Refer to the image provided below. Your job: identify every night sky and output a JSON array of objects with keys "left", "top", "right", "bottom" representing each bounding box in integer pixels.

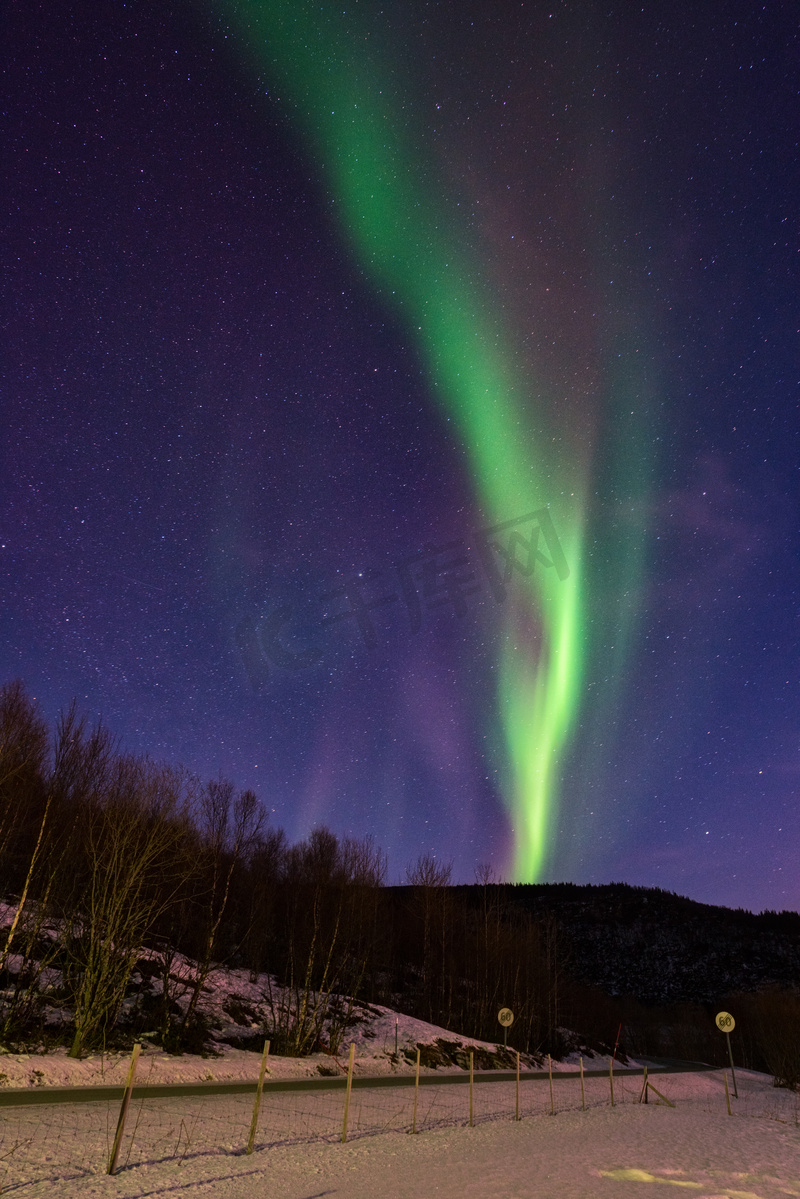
[{"left": 3, "top": 0, "right": 798, "bottom": 911}]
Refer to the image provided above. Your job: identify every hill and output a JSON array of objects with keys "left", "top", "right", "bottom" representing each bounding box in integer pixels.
[{"left": 461, "top": 882, "right": 800, "bottom": 1004}]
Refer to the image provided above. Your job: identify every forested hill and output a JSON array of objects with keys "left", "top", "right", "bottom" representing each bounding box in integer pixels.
[{"left": 446, "top": 882, "right": 800, "bottom": 1005}]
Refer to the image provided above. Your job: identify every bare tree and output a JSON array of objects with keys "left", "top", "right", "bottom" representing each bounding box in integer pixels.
[
  {"left": 747, "top": 988, "right": 800, "bottom": 1091},
  {"left": 0, "top": 680, "right": 48, "bottom": 896},
  {"left": 404, "top": 854, "right": 453, "bottom": 1024},
  {"left": 65, "top": 757, "right": 193, "bottom": 1057},
  {"left": 241, "top": 826, "right": 288, "bottom": 983},
  {"left": 0, "top": 702, "right": 115, "bottom": 982},
  {"left": 264, "top": 830, "right": 387, "bottom": 1057},
  {"left": 178, "top": 780, "right": 264, "bottom": 1044}
]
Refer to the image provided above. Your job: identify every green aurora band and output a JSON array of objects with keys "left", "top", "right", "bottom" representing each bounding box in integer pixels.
[{"left": 223, "top": 0, "right": 593, "bottom": 879}]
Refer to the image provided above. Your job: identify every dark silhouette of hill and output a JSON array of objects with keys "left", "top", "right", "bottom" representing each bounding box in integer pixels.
[{"left": 447, "top": 881, "right": 800, "bottom": 1005}]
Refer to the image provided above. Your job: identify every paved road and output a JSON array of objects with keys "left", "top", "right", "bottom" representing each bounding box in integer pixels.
[{"left": 0, "top": 1057, "right": 715, "bottom": 1108}]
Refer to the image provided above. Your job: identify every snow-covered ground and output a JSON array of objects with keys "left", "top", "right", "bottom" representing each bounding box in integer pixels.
[
  {"left": 1, "top": 1067, "right": 798, "bottom": 1197},
  {"left": 2, "top": 923, "right": 797, "bottom": 1196},
  {"left": 0, "top": 954, "right": 628, "bottom": 1089},
  {"left": 0, "top": 928, "right": 572, "bottom": 1086},
  {"left": 0, "top": 1025, "right": 628, "bottom": 1090},
  {"left": 0, "top": 1017, "right": 537, "bottom": 1091}
]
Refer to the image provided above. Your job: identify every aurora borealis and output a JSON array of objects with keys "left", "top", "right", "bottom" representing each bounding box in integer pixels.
[
  {"left": 222, "top": 0, "right": 591, "bottom": 879},
  {"left": 2, "top": 0, "right": 798, "bottom": 909}
]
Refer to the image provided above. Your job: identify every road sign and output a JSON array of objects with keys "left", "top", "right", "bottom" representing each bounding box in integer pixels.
[
  {"left": 498, "top": 1008, "right": 514, "bottom": 1027},
  {"left": 715, "top": 1012, "right": 738, "bottom": 1099}
]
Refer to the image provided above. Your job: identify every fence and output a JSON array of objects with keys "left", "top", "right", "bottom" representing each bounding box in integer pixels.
[{"left": 1, "top": 1052, "right": 797, "bottom": 1192}]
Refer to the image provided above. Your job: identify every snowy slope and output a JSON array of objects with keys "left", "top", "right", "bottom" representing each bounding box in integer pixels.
[{"left": 0, "top": 950, "right": 635, "bottom": 1089}]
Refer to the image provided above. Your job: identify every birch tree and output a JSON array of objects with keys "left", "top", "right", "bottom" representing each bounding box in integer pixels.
[{"left": 65, "top": 757, "right": 192, "bottom": 1057}]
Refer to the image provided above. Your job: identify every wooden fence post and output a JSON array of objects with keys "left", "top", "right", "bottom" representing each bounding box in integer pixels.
[
  {"left": 515, "top": 1050, "right": 520, "bottom": 1121},
  {"left": 246, "top": 1039, "right": 270, "bottom": 1154},
  {"left": 645, "top": 1081, "right": 675, "bottom": 1107},
  {"left": 580, "top": 1056, "right": 585, "bottom": 1111},
  {"left": 341, "top": 1042, "right": 355, "bottom": 1143},
  {"left": 107, "top": 1042, "right": 141, "bottom": 1175},
  {"left": 638, "top": 1065, "right": 648, "bottom": 1104},
  {"left": 548, "top": 1053, "right": 554, "bottom": 1115},
  {"left": 469, "top": 1050, "right": 474, "bottom": 1127},
  {"left": 412, "top": 1046, "right": 420, "bottom": 1134}
]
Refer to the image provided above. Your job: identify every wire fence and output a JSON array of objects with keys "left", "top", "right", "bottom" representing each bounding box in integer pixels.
[{"left": 1, "top": 1055, "right": 798, "bottom": 1192}]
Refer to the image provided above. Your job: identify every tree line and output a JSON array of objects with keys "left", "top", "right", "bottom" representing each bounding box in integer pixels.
[
  {"left": 0, "top": 680, "right": 564, "bottom": 1059},
  {"left": 1, "top": 679, "right": 798, "bottom": 1088}
]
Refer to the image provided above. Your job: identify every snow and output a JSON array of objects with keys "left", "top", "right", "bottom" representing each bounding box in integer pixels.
[
  {"left": 2, "top": 928, "right": 797, "bottom": 1195},
  {"left": 1, "top": 1067, "right": 798, "bottom": 1197},
  {"left": 0, "top": 957, "right": 630, "bottom": 1089},
  {"left": 0, "top": 1020, "right": 632, "bottom": 1090},
  {"left": 0, "top": 920, "right": 638, "bottom": 1087}
]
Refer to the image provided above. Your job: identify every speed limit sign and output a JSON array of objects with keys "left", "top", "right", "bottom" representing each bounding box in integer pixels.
[
  {"left": 715, "top": 1012, "right": 738, "bottom": 1098},
  {"left": 498, "top": 1007, "right": 514, "bottom": 1046}
]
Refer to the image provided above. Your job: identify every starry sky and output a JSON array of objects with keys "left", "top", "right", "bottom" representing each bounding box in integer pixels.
[{"left": 3, "top": 0, "right": 798, "bottom": 911}]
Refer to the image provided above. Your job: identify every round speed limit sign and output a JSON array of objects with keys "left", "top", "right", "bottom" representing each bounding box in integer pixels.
[
  {"left": 715, "top": 1011, "right": 735, "bottom": 1033},
  {"left": 498, "top": 1007, "right": 514, "bottom": 1028}
]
